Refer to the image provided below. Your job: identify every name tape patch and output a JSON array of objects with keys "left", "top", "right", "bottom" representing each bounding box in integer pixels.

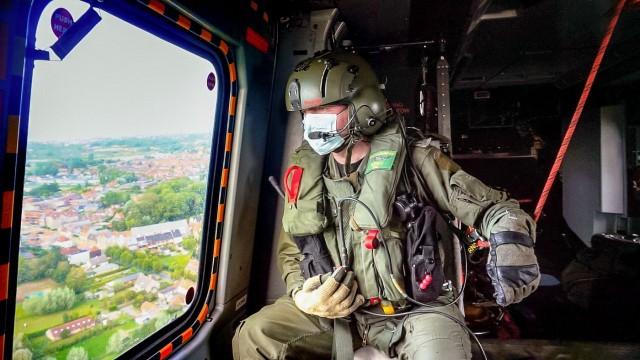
[{"left": 365, "top": 150, "right": 397, "bottom": 174}]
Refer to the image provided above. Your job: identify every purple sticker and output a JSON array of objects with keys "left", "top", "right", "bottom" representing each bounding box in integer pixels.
[
  {"left": 207, "top": 72, "right": 216, "bottom": 90},
  {"left": 51, "top": 8, "right": 74, "bottom": 38}
]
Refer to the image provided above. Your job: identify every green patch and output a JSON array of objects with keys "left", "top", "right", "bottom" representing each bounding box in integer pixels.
[{"left": 365, "top": 150, "right": 397, "bottom": 174}]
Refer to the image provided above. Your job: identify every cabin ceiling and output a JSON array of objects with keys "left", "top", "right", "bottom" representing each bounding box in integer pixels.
[{"left": 275, "top": 0, "right": 640, "bottom": 89}]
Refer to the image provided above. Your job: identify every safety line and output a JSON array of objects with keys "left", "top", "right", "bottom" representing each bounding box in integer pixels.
[{"left": 533, "top": 0, "right": 628, "bottom": 222}]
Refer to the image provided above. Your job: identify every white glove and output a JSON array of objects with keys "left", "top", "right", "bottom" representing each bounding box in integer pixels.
[{"left": 293, "top": 268, "right": 365, "bottom": 319}]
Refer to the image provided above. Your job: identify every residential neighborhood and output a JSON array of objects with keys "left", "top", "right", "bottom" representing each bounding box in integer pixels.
[{"left": 14, "top": 135, "right": 211, "bottom": 360}]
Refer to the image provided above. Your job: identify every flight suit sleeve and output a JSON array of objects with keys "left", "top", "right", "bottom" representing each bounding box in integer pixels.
[
  {"left": 276, "top": 229, "right": 305, "bottom": 297},
  {"left": 412, "top": 145, "right": 540, "bottom": 306}
]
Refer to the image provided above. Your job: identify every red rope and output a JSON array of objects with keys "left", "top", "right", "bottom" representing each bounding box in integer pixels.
[{"left": 533, "top": 0, "right": 628, "bottom": 222}]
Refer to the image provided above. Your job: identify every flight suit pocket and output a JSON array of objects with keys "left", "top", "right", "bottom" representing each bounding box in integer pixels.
[
  {"left": 376, "top": 232, "right": 406, "bottom": 302},
  {"left": 352, "top": 229, "right": 406, "bottom": 303},
  {"left": 449, "top": 171, "right": 507, "bottom": 226}
]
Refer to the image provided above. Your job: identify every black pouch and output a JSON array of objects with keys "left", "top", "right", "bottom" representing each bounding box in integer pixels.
[
  {"left": 405, "top": 205, "right": 444, "bottom": 302},
  {"left": 293, "top": 234, "right": 334, "bottom": 279}
]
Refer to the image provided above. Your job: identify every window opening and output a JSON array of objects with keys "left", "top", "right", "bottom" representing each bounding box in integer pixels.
[{"left": 12, "top": 1, "right": 221, "bottom": 359}]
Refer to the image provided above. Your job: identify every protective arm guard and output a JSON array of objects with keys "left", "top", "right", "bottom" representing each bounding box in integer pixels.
[
  {"left": 481, "top": 201, "right": 540, "bottom": 306},
  {"left": 486, "top": 231, "right": 540, "bottom": 306}
]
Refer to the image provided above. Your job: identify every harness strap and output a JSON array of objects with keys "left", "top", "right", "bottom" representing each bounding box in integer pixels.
[{"left": 332, "top": 318, "right": 353, "bottom": 360}]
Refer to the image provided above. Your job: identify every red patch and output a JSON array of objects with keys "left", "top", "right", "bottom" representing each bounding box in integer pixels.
[{"left": 303, "top": 98, "right": 322, "bottom": 108}]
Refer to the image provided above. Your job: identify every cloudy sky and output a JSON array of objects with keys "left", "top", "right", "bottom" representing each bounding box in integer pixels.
[{"left": 28, "top": 0, "right": 219, "bottom": 143}]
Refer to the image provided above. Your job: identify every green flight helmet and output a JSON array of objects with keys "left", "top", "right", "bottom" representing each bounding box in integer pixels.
[{"left": 285, "top": 51, "right": 388, "bottom": 136}]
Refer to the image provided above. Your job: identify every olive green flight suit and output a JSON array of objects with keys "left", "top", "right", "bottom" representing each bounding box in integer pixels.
[{"left": 232, "top": 139, "right": 535, "bottom": 359}]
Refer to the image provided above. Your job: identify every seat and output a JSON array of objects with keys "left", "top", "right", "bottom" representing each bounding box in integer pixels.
[{"left": 354, "top": 345, "right": 395, "bottom": 360}]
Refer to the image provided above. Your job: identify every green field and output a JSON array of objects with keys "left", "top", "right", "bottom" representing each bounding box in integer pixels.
[
  {"left": 55, "top": 319, "right": 137, "bottom": 360},
  {"left": 160, "top": 254, "right": 190, "bottom": 270},
  {"left": 16, "top": 299, "right": 102, "bottom": 336}
]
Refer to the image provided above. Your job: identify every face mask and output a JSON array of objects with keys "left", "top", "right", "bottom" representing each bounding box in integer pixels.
[{"left": 303, "top": 113, "right": 345, "bottom": 155}]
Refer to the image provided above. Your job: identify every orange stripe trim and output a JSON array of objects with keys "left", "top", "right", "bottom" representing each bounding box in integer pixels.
[
  {"left": 181, "top": 327, "right": 193, "bottom": 343},
  {"left": 177, "top": 15, "right": 191, "bottom": 30},
  {"left": 221, "top": 168, "right": 229, "bottom": 188},
  {"left": 200, "top": 29, "right": 213, "bottom": 42},
  {"left": 2, "top": 191, "right": 14, "bottom": 229},
  {"left": 148, "top": 0, "right": 165, "bottom": 14},
  {"left": 219, "top": 40, "right": 229, "bottom": 56},
  {"left": 6, "top": 115, "right": 18, "bottom": 154},
  {"left": 229, "top": 96, "right": 237, "bottom": 116},
  {"left": 263, "top": 12, "right": 269, "bottom": 23},
  {"left": 209, "top": 272, "right": 218, "bottom": 290},
  {"left": 216, "top": 204, "right": 225, "bottom": 223},
  {"left": 225, "top": 132, "right": 233, "bottom": 152},
  {"left": 229, "top": 63, "right": 237, "bottom": 82},
  {"left": 159, "top": 343, "right": 173, "bottom": 360},
  {"left": 0, "top": 263, "right": 8, "bottom": 301},
  {"left": 197, "top": 304, "right": 209, "bottom": 324},
  {"left": 250, "top": 0, "right": 258, "bottom": 11},
  {"left": 0, "top": 335, "right": 4, "bottom": 360},
  {"left": 213, "top": 238, "right": 221, "bottom": 257}
]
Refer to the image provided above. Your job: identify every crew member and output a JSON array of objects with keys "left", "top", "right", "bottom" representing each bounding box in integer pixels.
[{"left": 232, "top": 51, "right": 540, "bottom": 359}]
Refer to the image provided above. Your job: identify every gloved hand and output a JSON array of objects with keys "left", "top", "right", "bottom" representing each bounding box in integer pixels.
[
  {"left": 486, "top": 231, "right": 540, "bottom": 306},
  {"left": 293, "top": 267, "right": 365, "bottom": 318}
]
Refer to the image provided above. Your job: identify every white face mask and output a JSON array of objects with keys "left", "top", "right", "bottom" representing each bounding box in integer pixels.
[{"left": 303, "top": 113, "right": 345, "bottom": 155}]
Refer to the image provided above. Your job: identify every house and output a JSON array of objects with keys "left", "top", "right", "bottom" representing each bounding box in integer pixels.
[
  {"left": 89, "top": 247, "right": 102, "bottom": 258},
  {"left": 60, "top": 247, "right": 90, "bottom": 265},
  {"left": 88, "top": 255, "right": 108, "bottom": 268},
  {"left": 158, "top": 286, "right": 176, "bottom": 304},
  {"left": 105, "top": 272, "right": 141, "bottom": 290},
  {"left": 45, "top": 316, "right": 95, "bottom": 341},
  {"left": 92, "top": 262, "right": 119, "bottom": 276},
  {"left": 133, "top": 274, "right": 159, "bottom": 293},
  {"left": 23, "top": 210, "right": 45, "bottom": 226},
  {"left": 52, "top": 236, "right": 74, "bottom": 249},
  {"left": 131, "top": 220, "right": 188, "bottom": 249},
  {"left": 176, "top": 279, "right": 195, "bottom": 295},
  {"left": 135, "top": 301, "right": 160, "bottom": 324}
]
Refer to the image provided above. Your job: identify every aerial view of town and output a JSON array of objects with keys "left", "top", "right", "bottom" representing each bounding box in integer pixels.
[{"left": 13, "top": 134, "right": 213, "bottom": 360}]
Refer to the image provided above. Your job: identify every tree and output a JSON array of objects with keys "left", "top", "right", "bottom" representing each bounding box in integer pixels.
[
  {"left": 152, "top": 259, "right": 163, "bottom": 273},
  {"left": 119, "top": 178, "right": 206, "bottom": 230},
  {"left": 23, "top": 287, "right": 75, "bottom": 315},
  {"left": 132, "top": 322, "right": 156, "bottom": 341},
  {"left": 27, "top": 182, "right": 61, "bottom": 198},
  {"left": 12, "top": 349, "right": 33, "bottom": 360},
  {"left": 101, "top": 191, "right": 131, "bottom": 207},
  {"left": 107, "top": 330, "right": 130, "bottom": 354},
  {"left": 52, "top": 260, "right": 71, "bottom": 283},
  {"left": 181, "top": 235, "right": 198, "bottom": 256},
  {"left": 120, "top": 252, "right": 134, "bottom": 266},
  {"left": 65, "top": 267, "right": 88, "bottom": 293},
  {"left": 64, "top": 157, "right": 88, "bottom": 170},
  {"left": 155, "top": 311, "right": 172, "bottom": 330},
  {"left": 67, "top": 347, "right": 89, "bottom": 360},
  {"left": 60, "top": 329, "right": 71, "bottom": 339},
  {"left": 134, "top": 294, "right": 145, "bottom": 307},
  {"left": 33, "top": 161, "right": 59, "bottom": 176}
]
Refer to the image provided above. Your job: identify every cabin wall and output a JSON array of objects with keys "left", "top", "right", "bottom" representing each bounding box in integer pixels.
[{"left": 562, "top": 104, "right": 626, "bottom": 245}]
